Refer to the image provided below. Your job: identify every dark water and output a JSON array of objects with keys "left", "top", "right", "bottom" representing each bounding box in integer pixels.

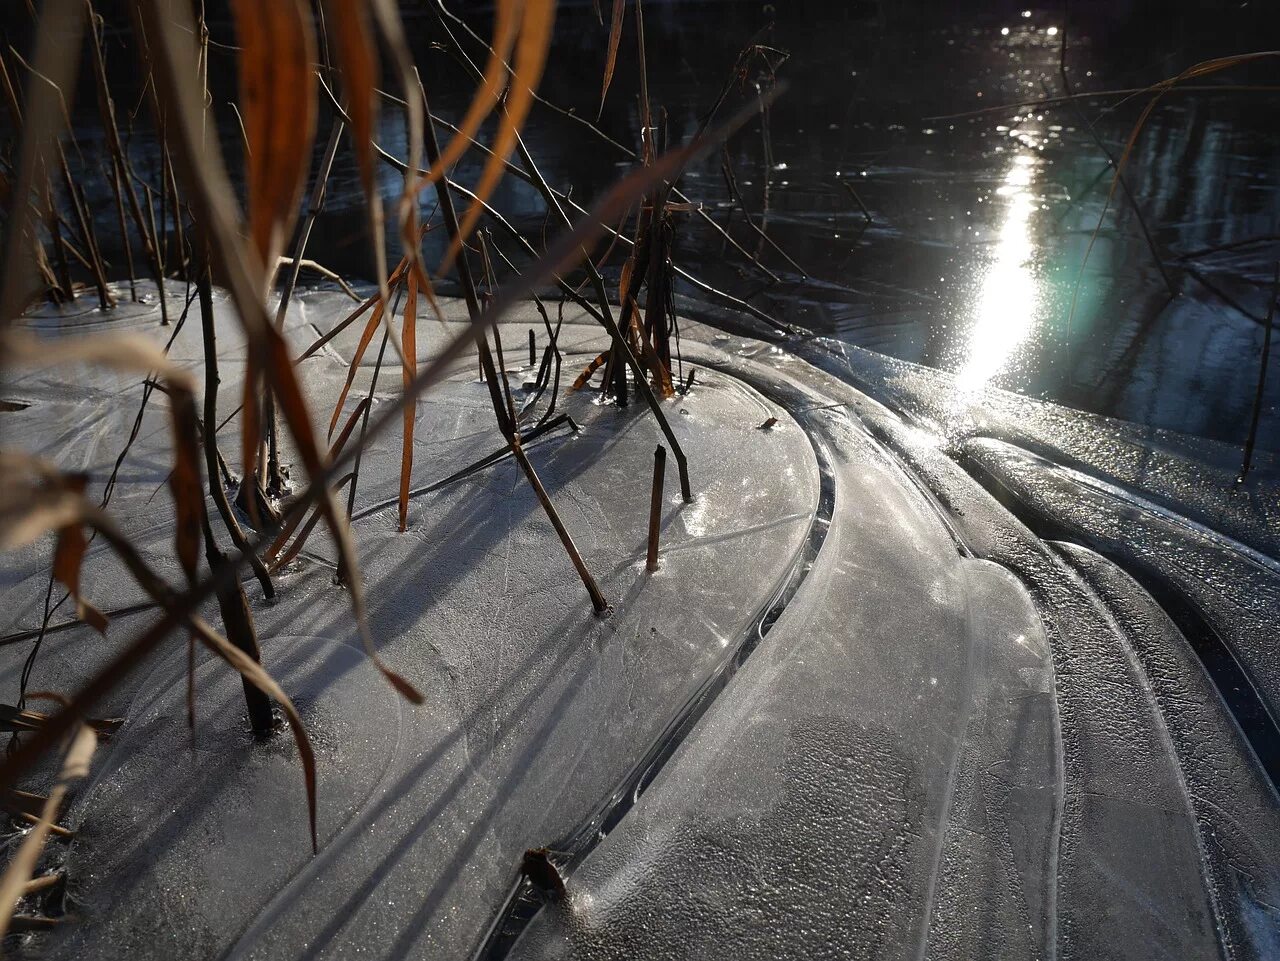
[{"left": 58, "top": 0, "right": 1280, "bottom": 450}]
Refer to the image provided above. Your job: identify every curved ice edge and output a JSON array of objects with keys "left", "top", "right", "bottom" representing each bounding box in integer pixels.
[
  {"left": 959, "top": 442, "right": 1280, "bottom": 792},
  {"left": 470, "top": 375, "right": 839, "bottom": 961},
  {"left": 965, "top": 436, "right": 1280, "bottom": 580}
]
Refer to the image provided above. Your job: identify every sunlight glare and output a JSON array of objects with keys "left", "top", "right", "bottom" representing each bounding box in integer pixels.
[{"left": 956, "top": 152, "right": 1041, "bottom": 394}]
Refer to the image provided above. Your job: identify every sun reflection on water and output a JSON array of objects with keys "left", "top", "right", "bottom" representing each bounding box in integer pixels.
[{"left": 956, "top": 152, "right": 1042, "bottom": 394}]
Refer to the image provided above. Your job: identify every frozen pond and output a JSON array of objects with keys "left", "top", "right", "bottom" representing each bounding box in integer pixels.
[{"left": 62, "top": 1, "right": 1280, "bottom": 449}]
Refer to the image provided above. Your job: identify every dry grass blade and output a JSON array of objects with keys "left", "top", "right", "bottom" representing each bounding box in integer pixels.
[
  {"left": 51, "top": 474, "right": 108, "bottom": 635},
  {"left": 139, "top": 0, "right": 416, "bottom": 705},
  {"left": 230, "top": 0, "right": 318, "bottom": 278},
  {"left": 0, "top": 89, "right": 770, "bottom": 792},
  {"left": 239, "top": 360, "right": 264, "bottom": 525},
  {"left": 329, "top": 287, "right": 393, "bottom": 439},
  {"left": 322, "top": 75, "right": 789, "bottom": 332},
  {"left": 22, "top": 482, "right": 317, "bottom": 850},
  {"left": 265, "top": 332, "right": 423, "bottom": 705},
  {"left": 599, "top": 0, "right": 625, "bottom": 117},
  {"left": 186, "top": 615, "right": 317, "bottom": 852},
  {"left": 230, "top": 0, "right": 318, "bottom": 512},
  {"left": 2, "top": 328, "right": 195, "bottom": 388},
  {"left": 572, "top": 351, "right": 609, "bottom": 391},
  {"left": 299, "top": 255, "right": 412, "bottom": 363},
  {"left": 448, "top": 0, "right": 557, "bottom": 263},
  {"left": 267, "top": 473, "right": 353, "bottom": 572},
  {"left": 403, "top": 0, "right": 519, "bottom": 202},
  {"left": 0, "top": 455, "right": 85, "bottom": 551},
  {"left": 4, "top": 335, "right": 204, "bottom": 583},
  {"left": 366, "top": 0, "right": 426, "bottom": 283},
  {"left": 325, "top": 0, "right": 391, "bottom": 315},
  {"left": 309, "top": 232, "right": 430, "bottom": 436},
  {"left": 0, "top": 720, "right": 94, "bottom": 938},
  {"left": 169, "top": 394, "right": 204, "bottom": 584},
  {"left": 399, "top": 271, "right": 419, "bottom": 532},
  {"left": 267, "top": 399, "right": 369, "bottom": 566}
]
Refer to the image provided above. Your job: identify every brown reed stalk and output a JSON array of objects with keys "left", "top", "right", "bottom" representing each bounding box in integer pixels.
[
  {"left": 646, "top": 444, "right": 665, "bottom": 572},
  {"left": 198, "top": 264, "right": 276, "bottom": 599},
  {"left": 421, "top": 83, "right": 609, "bottom": 614}
]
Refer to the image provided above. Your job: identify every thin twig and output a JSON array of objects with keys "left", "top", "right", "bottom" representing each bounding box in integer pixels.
[{"left": 421, "top": 81, "right": 609, "bottom": 614}]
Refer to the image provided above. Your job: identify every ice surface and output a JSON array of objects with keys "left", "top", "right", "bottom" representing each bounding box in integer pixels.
[
  {"left": 5, "top": 287, "right": 1278, "bottom": 959},
  {"left": 963, "top": 436, "right": 1280, "bottom": 727},
  {"left": 792, "top": 334, "right": 1280, "bottom": 560},
  {"left": 509, "top": 334, "right": 1280, "bottom": 961},
  {"left": 5, "top": 287, "right": 819, "bottom": 959}
]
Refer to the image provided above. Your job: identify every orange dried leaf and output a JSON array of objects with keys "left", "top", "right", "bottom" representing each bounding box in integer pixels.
[
  {"left": 407, "top": 0, "right": 520, "bottom": 197},
  {"left": 49, "top": 475, "right": 108, "bottom": 636},
  {"left": 230, "top": 0, "right": 319, "bottom": 273},
  {"left": 52, "top": 527, "right": 107, "bottom": 635},
  {"left": 571, "top": 351, "right": 610, "bottom": 391},
  {"left": 328, "top": 296, "right": 388, "bottom": 439},
  {"left": 326, "top": 0, "right": 389, "bottom": 306},
  {"left": 449, "top": 0, "right": 557, "bottom": 261},
  {"left": 600, "top": 0, "right": 625, "bottom": 115}
]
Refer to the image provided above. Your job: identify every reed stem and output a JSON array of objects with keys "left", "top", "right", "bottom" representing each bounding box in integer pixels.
[
  {"left": 420, "top": 81, "right": 609, "bottom": 614},
  {"left": 197, "top": 263, "right": 276, "bottom": 599},
  {"left": 647, "top": 444, "right": 666, "bottom": 572}
]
